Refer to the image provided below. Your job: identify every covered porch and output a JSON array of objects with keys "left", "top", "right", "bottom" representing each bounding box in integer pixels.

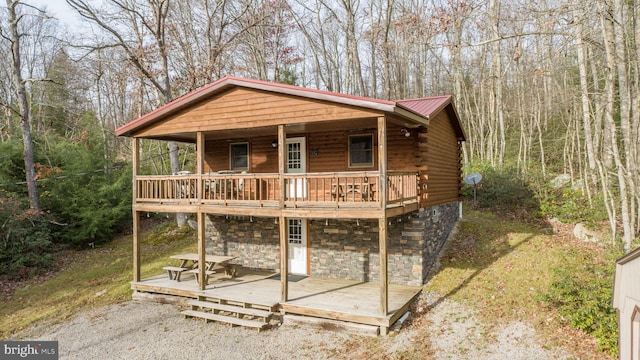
[
  {"left": 132, "top": 269, "right": 421, "bottom": 334},
  {"left": 119, "top": 76, "right": 465, "bottom": 335}
]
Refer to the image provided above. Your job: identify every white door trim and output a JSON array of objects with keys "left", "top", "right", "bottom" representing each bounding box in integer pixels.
[{"left": 288, "top": 218, "right": 308, "bottom": 275}]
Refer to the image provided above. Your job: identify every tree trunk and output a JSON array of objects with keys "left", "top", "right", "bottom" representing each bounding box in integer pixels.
[
  {"left": 573, "top": 6, "right": 598, "bottom": 188},
  {"left": 7, "top": 0, "right": 40, "bottom": 211}
]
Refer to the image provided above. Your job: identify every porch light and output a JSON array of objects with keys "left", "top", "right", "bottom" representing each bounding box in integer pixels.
[
  {"left": 400, "top": 128, "right": 411, "bottom": 137},
  {"left": 271, "top": 140, "right": 278, "bottom": 148}
]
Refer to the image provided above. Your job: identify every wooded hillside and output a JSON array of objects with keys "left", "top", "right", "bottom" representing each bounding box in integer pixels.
[{"left": 0, "top": 0, "right": 638, "bottom": 249}]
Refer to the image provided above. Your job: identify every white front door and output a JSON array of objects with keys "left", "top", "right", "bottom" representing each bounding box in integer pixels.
[
  {"left": 286, "top": 137, "right": 306, "bottom": 199},
  {"left": 288, "top": 218, "right": 307, "bottom": 275}
]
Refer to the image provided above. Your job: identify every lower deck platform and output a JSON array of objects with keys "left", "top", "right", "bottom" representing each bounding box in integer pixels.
[{"left": 132, "top": 269, "right": 421, "bottom": 333}]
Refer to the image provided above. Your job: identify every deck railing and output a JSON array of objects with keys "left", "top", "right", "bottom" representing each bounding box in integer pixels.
[{"left": 135, "top": 171, "right": 419, "bottom": 209}]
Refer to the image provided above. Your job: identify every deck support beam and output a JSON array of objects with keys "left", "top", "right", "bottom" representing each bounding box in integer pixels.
[
  {"left": 197, "top": 211, "right": 206, "bottom": 291},
  {"left": 132, "top": 138, "right": 141, "bottom": 283},
  {"left": 279, "top": 215, "right": 288, "bottom": 302},
  {"left": 278, "top": 125, "right": 289, "bottom": 302},
  {"left": 196, "top": 132, "right": 207, "bottom": 291},
  {"left": 377, "top": 116, "right": 388, "bottom": 317}
]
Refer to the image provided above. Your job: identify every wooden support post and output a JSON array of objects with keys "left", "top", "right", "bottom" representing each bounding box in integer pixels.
[
  {"left": 279, "top": 215, "right": 288, "bottom": 302},
  {"left": 133, "top": 211, "right": 141, "bottom": 283},
  {"left": 196, "top": 132, "right": 204, "bottom": 201},
  {"left": 377, "top": 116, "right": 388, "bottom": 316},
  {"left": 377, "top": 117, "right": 387, "bottom": 208},
  {"left": 197, "top": 211, "right": 206, "bottom": 291},
  {"left": 278, "top": 125, "right": 285, "bottom": 209},
  {"left": 277, "top": 125, "right": 288, "bottom": 302},
  {"left": 197, "top": 131, "right": 206, "bottom": 290},
  {"left": 379, "top": 217, "right": 388, "bottom": 316},
  {"left": 132, "top": 138, "right": 141, "bottom": 283}
]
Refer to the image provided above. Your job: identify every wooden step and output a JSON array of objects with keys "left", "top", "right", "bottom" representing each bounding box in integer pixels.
[
  {"left": 187, "top": 300, "right": 273, "bottom": 322},
  {"left": 182, "top": 309, "right": 268, "bottom": 330}
]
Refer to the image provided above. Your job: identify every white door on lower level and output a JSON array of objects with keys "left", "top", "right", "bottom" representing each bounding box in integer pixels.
[{"left": 288, "top": 218, "right": 307, "bottom": 275}]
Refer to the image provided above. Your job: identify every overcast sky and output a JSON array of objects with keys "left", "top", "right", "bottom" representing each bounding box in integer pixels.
[{"left": 31, "top": 0, "right": 80, "bottom": 27}]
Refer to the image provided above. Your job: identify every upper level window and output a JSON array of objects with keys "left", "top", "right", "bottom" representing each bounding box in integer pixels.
[
  {"left": 230, "top": 143, "right": 249, "bottom": 170},
  {"left": 348, "top": 134, "right": 374, "bottom": 167}
]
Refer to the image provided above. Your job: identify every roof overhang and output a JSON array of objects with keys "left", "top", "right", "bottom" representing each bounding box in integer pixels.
[{"left": 115, "top": 75, "right": 463, "bottom": 140}]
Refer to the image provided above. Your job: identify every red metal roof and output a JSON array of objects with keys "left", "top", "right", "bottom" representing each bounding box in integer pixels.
[{"left": 396, "top": 96, "right": 452, "bottom": 119}]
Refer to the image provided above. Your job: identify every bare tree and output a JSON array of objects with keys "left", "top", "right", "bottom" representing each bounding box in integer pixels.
[
  {"left": 2, "top": 0, "right": 41, "bottom": 211},
  {"left": 67, "top": 0, "right": 187, "bottom": 224}
]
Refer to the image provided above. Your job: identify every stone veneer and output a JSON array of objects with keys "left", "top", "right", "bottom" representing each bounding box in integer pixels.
[
  {"left": 205, "top": 202, "right": 460, "bottom": 286},
  {"left": 205, "top": 215, "right": 280, "bottom": 271}
]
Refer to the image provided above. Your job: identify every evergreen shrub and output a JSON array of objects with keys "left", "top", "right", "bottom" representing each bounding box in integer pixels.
[
  {"left": 462, "top": 162, "right": 537, "bottom": 210},
  {"left": 542, "top": 247, "right": 619, "bottom": 356},
  {"left": 0, "top": 193, "right": 55, "bottom": 279}
]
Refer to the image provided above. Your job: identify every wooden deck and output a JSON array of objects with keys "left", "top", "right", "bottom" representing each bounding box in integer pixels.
[
  {"left": 133, "top": 171, "right": 422, "bottom": 219},
  {"left": 131, "top": 269, "right": 421, "bottom": 331}
]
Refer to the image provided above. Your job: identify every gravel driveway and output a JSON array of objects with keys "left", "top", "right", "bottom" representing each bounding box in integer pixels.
[{"left": 16, "top": 291, "right": 574, "bottom": 360}]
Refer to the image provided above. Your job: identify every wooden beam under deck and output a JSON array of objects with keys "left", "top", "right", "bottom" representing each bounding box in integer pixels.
[
  {"left": 280, "top": 303, "right": 391, "bottom": 327},
  {"left": 133, "top": 203, "right": 417, "bottom": 219}
]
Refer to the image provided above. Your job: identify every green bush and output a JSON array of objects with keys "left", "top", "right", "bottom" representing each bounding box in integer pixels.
[
  {"left": 462, "top": 162, "right": 537, "bottom": 209},
  {"left": 541, "top": 247, "right": 619, "bottom": 356},
  {"left": 41, "top": 166, "right": 131, "bottom": 248},
  {"left": 0, "top": 194, "right": 55, "bottom": 279},
  {"left": 0, "top": 130, "right": 132, "bottom": 280},
  {"left": 537, "top": 186, "right": 608, "bottom": 224}
]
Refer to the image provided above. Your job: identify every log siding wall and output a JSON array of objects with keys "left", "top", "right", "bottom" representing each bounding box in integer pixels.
[
  {"left": 203, "top": 123, "right": 419, "bottom": 173},
  {"left": 421, "top": 111, "right": 463, "bottom": 206}
]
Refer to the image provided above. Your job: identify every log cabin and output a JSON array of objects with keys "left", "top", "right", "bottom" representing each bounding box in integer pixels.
[{"left": 116, "top": 76, "right": 466, "bottom": 334}]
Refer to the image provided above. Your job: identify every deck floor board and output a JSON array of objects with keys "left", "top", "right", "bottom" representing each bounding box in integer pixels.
[{"left": 133, "top": 270, "right": 420, "bottom": 326}]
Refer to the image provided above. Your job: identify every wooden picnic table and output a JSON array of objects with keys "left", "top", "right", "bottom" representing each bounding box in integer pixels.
[
  {"left": 331, "top": 182, "right": 375, "bottom": 201},
  {"left": 165, "top": 253, "right": 239, "bottom": 284}
]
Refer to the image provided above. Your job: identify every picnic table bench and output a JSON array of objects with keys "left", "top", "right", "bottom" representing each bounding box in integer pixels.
[
  {"left": 162, "top": 266, "right": 189, "bottom": 281},
  {"left": 166, "top": 253, "right": 239, "bottom": 284}
]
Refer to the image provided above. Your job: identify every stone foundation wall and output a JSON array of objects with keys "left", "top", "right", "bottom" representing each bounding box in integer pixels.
[
  {"left": 204, "top": 202, "right": 460, "bottom": 286},
  {"left": 309, "top": 217, "right": 418, "bottom": 284},
  {"left": 418, "top": 202, "right": 460, "bottom": 282},
  {"left": 308, "top": 202, "right": 459, "bottom": 286},
  {"left": 205, "top": 215, "right": 280, "bottom": 271}
]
